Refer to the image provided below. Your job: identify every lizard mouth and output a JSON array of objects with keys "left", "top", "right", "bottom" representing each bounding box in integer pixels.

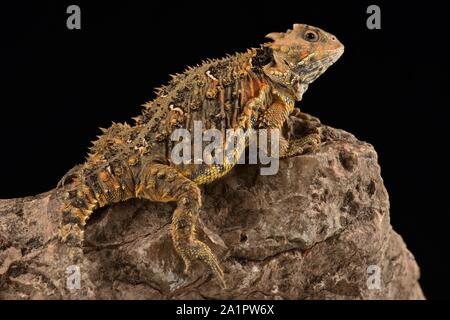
[{"left": 291, "top": 49, "right": 343, "bottom": 85}]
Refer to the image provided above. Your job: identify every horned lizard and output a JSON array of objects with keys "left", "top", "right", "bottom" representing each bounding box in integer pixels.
[{"left": 58, "top": 23, "right": 344, "bottom": 288}]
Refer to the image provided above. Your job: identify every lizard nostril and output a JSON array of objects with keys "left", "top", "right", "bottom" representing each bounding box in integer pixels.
[{"left": 331, "top": 36, "right": 336, "bottom": 41}]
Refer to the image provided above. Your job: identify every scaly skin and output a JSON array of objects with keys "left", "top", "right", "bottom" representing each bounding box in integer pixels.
[{"left": 58, "top": 23, "right": 344, "bottom": 288}]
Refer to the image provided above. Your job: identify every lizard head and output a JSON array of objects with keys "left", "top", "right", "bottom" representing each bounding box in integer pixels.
[{"left": 255, "top": 23, "right": 344, "bottom": 100}]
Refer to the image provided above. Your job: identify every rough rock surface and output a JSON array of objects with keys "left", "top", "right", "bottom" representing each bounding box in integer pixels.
[{"left": 0, "top": 117, "right": 424, "bottom": 299}]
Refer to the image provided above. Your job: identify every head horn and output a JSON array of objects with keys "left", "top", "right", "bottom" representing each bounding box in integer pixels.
[{"left": 265, "top": 32, "right": 285, "bottom": 41}]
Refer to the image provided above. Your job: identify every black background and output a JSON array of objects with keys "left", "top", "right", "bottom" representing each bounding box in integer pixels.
[{"left": 1, "top": 1, "right": 449, "bottom": 299}]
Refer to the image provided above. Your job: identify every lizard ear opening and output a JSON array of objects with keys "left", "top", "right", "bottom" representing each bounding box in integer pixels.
[{"left": 252, "top": 46, "right": 274, "bottom": 68}]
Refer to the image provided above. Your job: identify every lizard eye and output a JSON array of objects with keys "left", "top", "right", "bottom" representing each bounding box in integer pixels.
[{"left": 304, "top": 30, "right": 319, "bottom": 42}]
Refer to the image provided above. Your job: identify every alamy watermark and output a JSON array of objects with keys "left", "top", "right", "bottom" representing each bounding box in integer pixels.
[
  {"left": 66, "top": 5, "right": 81, "bottom": 30},
  {"left": 366, "top": 265, "right": 381, "bottom": 290},
  {"left": 66, "top": 265, "right": 81, "bottom": 290},
  {"left": 366, "top": 5, "right": 381, "bottom": 30},
  {"left": 170, "top": 121, "right": 280, "bottom": 176}
]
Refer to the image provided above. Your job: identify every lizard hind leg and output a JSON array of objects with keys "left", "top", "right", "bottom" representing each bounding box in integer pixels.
[{"left": 137, "top": 163, "right": 226, "bottom": 288}]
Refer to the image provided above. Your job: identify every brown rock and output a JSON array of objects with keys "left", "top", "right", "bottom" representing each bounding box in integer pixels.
[{"left": 0, "top": 117, "right": 424, "bottom": 299}]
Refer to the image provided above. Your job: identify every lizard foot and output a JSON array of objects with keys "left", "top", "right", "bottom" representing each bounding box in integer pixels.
[
  {"left": 172, "top": 206, "right": 226, "bottom": 289},
  {"left": 180, "top": 239, "right": 226, "bottom": 288},
  {"left": 57, "top": 164, "right": 83, "bottom": 188},
  {"left": 282, "top": 132, "right": 321, "bottom": 158},
  {"left": 290, "top": 108, "right": 321, "bottom": 123}
]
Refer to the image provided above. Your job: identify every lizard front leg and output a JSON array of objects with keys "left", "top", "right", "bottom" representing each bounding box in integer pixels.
[
  {"left": 258, "top": 97, "right": 321, "bottom": 158},
  {"left": 136, "top": 163, "right": 226, "bottom": 288}
]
